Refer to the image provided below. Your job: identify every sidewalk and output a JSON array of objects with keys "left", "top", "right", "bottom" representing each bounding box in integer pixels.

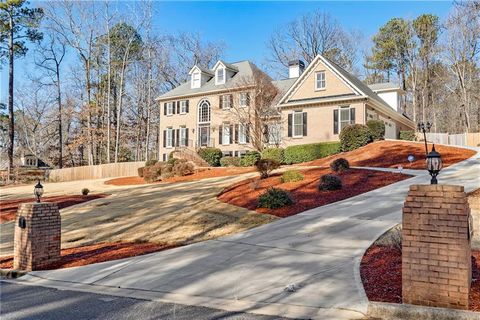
[{"left": 10, "top": 150, "right": 480, "bottom": 320}]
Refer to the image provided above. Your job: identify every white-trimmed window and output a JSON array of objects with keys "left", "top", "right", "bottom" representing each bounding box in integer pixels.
[
  {"left": 216, "top": 68, "right": 225, "bottom": 85},
  {"left": 340, "top": 106, "right": 351, "bottom": 131},
  {"left": 293, "top": 111, "right": 304, "bottom": 137},
  {"left": 238, "top": 124, "right": 247, "bottom": 144},
  {"left": 268, "top": 123, "right": 282, "bottom": 144},
  {"left": 179, "top": 127, "right": 187, "bottom": 147},
  {"left": 166, "top": 128, "right": 173, "bottom": 148},
  {"left": 180, "top": 100, "right": 188, "bottom": 114},
  {"left": 192, "top": 72, "right": 201, "bottom": 88},
  {"left": 166, "top": 102, "right": 174, "bottom": 116},
  {"left": 315, "top": 71, "right": 326, "bottom": 90},
  {"left": 221, "top": 95, "right": 231, "bottom": 109},
  {"left": 222, "top": 123, "right": 231, "bottom": 145},
  {"left": 198, "top": 100, "right": 211, "bottom": 123},
  {"left": 239, "top": 92, "right": 249, "bottom": 107}
]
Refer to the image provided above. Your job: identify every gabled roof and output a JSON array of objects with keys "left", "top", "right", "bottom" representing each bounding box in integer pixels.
[
  {"left": 188, "top": 65, "right": 214, "bottom": 76},
  {"left": 158, "top": 61, "right": 257, "bottom": 100},
  {"left": 213, "top": 60, "right": 239, "bottom": 72}
]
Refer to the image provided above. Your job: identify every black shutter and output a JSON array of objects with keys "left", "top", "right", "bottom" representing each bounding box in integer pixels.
[
  {"left": 264, "top": 125, "right": 269, "bottom": 142},
  {"left": 177, "top": 102, "right": 180, "bottom": 114},
  {"left": 186, "top": 100, "right": 189, "bottom": 113},
  {"left": 229, "top": 95, "right": 233, "bottom": 108},
  {"left": 334, "top": 109, "right": 339, "bottom": 134},
  {"left": 185, "top": 128, "right": 189, "bottom": 146},
  {"left": 172, "top": 101, "right": 176, "bottom": 114},
  {"left": 176, "top": 129, "right": 180, "bottom": 147},
  {"left": 163, "top": 130, "right": 166, "bottom": 147},
  {"left": 219, "top": 125, "right": 223, "bottom": 145},
  {"left": 230, "top": 125, "right": 233, "bottom": 144},
  {"left": 303, "top": 112, "right": 307, "bottom": 136},
  {"left": 288, "top": 114, "right": 292, "bottom": 137},
  {"left": 350, "top": 108, "right": 355, "bottom": 124},
  {"left": 246, "top": 125, "right": 250, "bottom": 143},
  {"left": 246, "top": 93, "right": 250, "bottom": 106},
  {"left": 219, "top": 96, "right": 223, "bottom": 109},
  {"left": 235, "top": 124, "right": 239, "bottom": 143},
  {"left": 164, "top": 103, "right": 167, "bottom": 115}
]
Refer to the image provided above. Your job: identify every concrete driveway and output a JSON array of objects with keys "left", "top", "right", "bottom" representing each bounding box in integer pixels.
[{"left": 5, "top": 149, "right": 480, "bottom": 319}]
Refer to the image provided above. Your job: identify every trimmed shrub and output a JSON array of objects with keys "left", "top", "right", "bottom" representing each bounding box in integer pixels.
[
  {"left": 240, "top": 151, "right": 261, "bottom": 167},
  {"left": 261, "top": 148, "right": 285, "bottom": 164},
  {"left": 167, "top": 157, "right": 177, "bottom": 165},
  {"left": 220, "top": 156, "right": 241, "bottom": 167},
  {"left": 81, "top": 188, "right": 90, "bottom": 196},
  {"left": 330, "top": 158, "right": 350, "bottom": 173},
  {"left": 283, "top": 142, "right": 340, "bottom": 164},
  {"left": 138, "top": 167, "right": 145, "bottom": 177},
  {"left": 339, "top": 124, "right": 372, "bottom": 152},
  {"left": 281, "top": 170, "right": 304, "bottom": 183},
  {"left": 160, "top": 163, "right": 174, "bottom": 179},
  {"left": 400, "top": 130, "right": 416, "bottom": 141},
  {"left": 255, "top": 159, "right": 281, "bottom": 179},
  {"left": 143, "top": 162, "right": 163, "bottom": 182},
  {"left": 258, "top": 188, "right": 294, "bottom": 209},
  {"left": 145, "top": 159, "right": 158, "bottom": 167},
  {"left": 197, "top": 148, "right": 222, "bottom": 167},
  {"left": 366, "top": 120, "right": 385, "bottom": 141},
  {"left": 172, "top": 159, "right": 195, "bottom": 176},
  {"left": 318, "top": 174, "right": 342, "bottom": 191}
]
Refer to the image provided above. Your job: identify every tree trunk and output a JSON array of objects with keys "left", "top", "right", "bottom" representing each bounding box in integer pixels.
[
  {"left": 7, "top": 14, "right": 14, "bottom": 178},
  {"left": 56, "top": 65, "right": 63, "bottom": 168}
]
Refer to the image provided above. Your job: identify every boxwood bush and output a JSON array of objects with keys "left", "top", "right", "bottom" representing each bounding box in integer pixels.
[
  {"left": 240, "top": 151, "right": 261, "bottom": 167},
  {"left": 283, "top": 142, "right": 340, "bottom": 164},
  {"left": 281, "top": 170, "right": 304, "bottom": 183},
  {"left": 330, "top": 158, "right": 350, "bottom": 173},
  {"left": 339, "top": 124, "right": 372, "bottom": 152},
  {"left": 258, "top": 188, "right": 294, "bottom": 209},
  {"left": 400, "top": 130, "right": 416, "bottom": 141},
  {"left": 197, "top": 148, "right": 223, "bottom": 166},
  {"left": 318, "top": 174, "right": 342, "bottom": 191},
  {"left": 220, "top": 156, "right": 241, "bottom": 167},
  {"left": 261, "top": 148, "right": 285, "bottom": 164},
  {"left": 366, "top": 120, "right": 385, "bottom": 141}
]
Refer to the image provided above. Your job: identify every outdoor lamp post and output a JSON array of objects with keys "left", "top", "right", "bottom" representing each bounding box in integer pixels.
[
  {"left": 34, "top": 180, "right": 44, "bottom": 203},
  {"left": 426, "top": 144, "right": 442, "bottom": 185},
  {"left": 417, "top": 121, "right": 432, "bottom": 155}
]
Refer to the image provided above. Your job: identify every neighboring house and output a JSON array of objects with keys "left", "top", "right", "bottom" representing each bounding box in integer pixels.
[
  {"left": 20, "top": 154, "right": 51, "bottom": 169},
  {"left": 156, "top": 54, "right": 415, "bottom": 161}
]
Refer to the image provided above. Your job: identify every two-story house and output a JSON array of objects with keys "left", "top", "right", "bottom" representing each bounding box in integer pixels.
[{"left": 156, "top": 54, "right": 415, "bottom": 161}]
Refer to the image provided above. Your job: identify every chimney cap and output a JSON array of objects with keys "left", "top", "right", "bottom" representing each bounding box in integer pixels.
[{"left": 288, "top": 60, "right": 305, "bottom": 68}]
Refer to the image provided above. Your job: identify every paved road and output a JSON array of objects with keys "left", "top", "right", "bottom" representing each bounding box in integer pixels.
[
  {"left": 0, "top": 281, "right": 290, "bottom": 320},
  {"left": 7, "top": 150, "right": 480, "bottom": 320}
]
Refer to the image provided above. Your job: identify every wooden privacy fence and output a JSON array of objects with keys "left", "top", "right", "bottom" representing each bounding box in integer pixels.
[
  {"left": 419, "top": 132, "right": 480, "bottom": 147},
  {"left": 48, "top": 161, "right": 145, "bottom": 182}
]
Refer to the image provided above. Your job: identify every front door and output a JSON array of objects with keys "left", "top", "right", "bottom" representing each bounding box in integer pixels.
[{"left": 199, "top": 125, "right": 210, "bottom": 147}]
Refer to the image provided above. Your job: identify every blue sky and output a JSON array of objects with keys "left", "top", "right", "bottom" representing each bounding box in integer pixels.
[{"left": 0, "top": 1, "right": 453, "bottom": 103}]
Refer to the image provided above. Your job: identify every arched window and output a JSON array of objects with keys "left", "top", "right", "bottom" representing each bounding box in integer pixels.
[{"left": 198, "top": 99, "right": 211, "bottom": 123}]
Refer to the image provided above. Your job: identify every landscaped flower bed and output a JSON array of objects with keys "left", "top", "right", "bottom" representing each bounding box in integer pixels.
[
  {"left": 360, "top": 245, "right": 480, "bottom": 311},
  {"left": 218, "top": 168, "right": 410, "bottom": 218},
  {"left": 302, "top": 140, "right": 475, "bottom": 169},
  {"left": 0, "top": 194, "right": 108, "bottom": 223}
]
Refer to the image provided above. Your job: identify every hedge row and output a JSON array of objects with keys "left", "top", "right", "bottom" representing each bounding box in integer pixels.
[{"left": 283, "top": 142, "right": 340, "bottom": 164}]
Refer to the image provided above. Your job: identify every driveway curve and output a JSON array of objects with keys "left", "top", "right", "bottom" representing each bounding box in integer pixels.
[{"left": 9, "top": 149, "right": 480, "bottom": 319}]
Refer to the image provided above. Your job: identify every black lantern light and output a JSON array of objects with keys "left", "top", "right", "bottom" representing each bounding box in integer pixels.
[
  {"left": 34, "top": 180, "right": 44, "bottom": 203},
  {"left": 426, "top": 144, "right": 442, "bottom": 184}
]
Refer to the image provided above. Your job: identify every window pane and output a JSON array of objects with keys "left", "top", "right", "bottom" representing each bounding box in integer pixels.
[
  {"left": 223, "top": 125, "right": 230, "bottom": 144},
  {"left": 340, "top": 109, "right": 350, "bottom": 121},
  {"left": 293, "top": 113, "right": 303, "bottom": 136},
  {"left": 239, "top": 124, "right": 246, "bottom": 143}
]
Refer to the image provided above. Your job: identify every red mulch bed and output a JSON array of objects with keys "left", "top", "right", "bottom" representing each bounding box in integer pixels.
[
  {"left": 0, "top": 241, "right": 173, "bottom": 270},
  {"left": 218, "top": 168, "right": 410, "bottom": 218},
  {"left": 303, "top": 140, "right": 475, "bottom": 169},
  {"left": 0, "top": 194, "right": 108, "bottom": 223},
  {"left": 105, "top": 167, "right": 255, "bottom": 186},
  {"left": 360, "top": 245, "right": 480, "bottom": 312}
]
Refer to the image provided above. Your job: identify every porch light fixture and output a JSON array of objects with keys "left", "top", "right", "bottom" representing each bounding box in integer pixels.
[
  {"left": 426, "top": 144, "right": 442, "bottom": 185},
  {"left": 34, "top": 180, "right": 44, "bottom": 203}
]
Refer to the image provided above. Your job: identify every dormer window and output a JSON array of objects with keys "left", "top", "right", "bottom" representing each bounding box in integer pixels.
[
  {"left": 192, "top": 72, "right": 201, "bottom": 89},
  {"left": 315, "top": 71, "right": 326, "bottom": 90},
  {"left": 216, "top": 68, "right": 225, "bottom": 85}
]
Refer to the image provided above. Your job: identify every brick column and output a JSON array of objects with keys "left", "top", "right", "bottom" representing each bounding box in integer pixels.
[
  {"left": 13, "top": 202, "right": 61, "bottom": 271},
  {"left": 402, "top": 185, "right": 471, "bottom": 310}
]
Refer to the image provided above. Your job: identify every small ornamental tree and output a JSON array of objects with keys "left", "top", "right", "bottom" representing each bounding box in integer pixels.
[{"left": 255, "top": 159, "right": 280, "bottom": 179}]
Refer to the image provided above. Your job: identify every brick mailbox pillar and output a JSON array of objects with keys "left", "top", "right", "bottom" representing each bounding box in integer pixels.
[
  {"left": 402, "top": 185, "right": 471, "bottom": 310},
  {"left": 13, "top": 202, "right": 61, "bottom": 271}
]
